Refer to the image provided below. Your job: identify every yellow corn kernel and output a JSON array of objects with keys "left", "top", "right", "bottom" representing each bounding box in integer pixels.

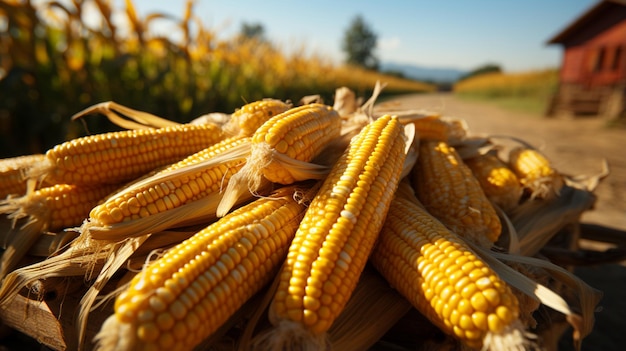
[
  {"left": 26, "top": 123, "right": 225, "bottom": 186},
  {"left": 370, "top": 192, "right": 525, "bottom": 350},
  {"left": 412, "top": 140, "right": 501, "bottom": 248},
  {"left": 225, "top": 99, "right": 291, "bottom": 137},
  {"left": 94, "top": 185, "right": 311, "bottom": 351},
  {"left": 85, "top": 137, "right": 250, "bottom": 240},
  {"left": 464, "top": 153, "right": 523, "bottom": 212},
  {"left": 0, "top": 154, "right": 46, "bottom": 198},
  {"left": 508, "top": 147, "right": 563, "bottom": 200},
  {"left": 263, "top": 115, "right": 407, "bottom": 349}
]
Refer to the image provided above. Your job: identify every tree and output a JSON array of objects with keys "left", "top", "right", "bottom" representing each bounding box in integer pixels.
[
  {"left": 239, "top": 22, "right": 267, "bottom": 42},
  {"left": 342, "top": 15, "right": 379, "bottom": 70}
]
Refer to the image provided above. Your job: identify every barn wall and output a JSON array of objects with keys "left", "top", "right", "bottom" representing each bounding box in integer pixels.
[
  {"left": 561, "top": 47, "right": 586, "bottom": 83},
  {"left": 548, "top": 2, "right": 626, "bottom": 118},
  {"left": 583, "top": 19, "right": 626, "bottom": 86},
  {"left": 559, "top": 6, "right": 626, "bottom": 87}
]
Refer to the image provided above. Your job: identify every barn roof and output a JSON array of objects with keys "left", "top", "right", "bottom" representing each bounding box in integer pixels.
[{"left": 547, "top": 0, "right": 626, "bottom": 44}]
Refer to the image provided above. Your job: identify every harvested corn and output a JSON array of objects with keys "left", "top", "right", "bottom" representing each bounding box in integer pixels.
[
  {"left": 84, "top": 137, "right": 251, "bottom": 240},
  {"left": 508, "top": 147, "right": 563, "bottom": 200},
  {"left": 371, "top": 186, "right": 527, "bottom": 350},
  {"left": 257, "top": 115, "right": 408, "bottom": 350},
  {"left": 0, "top": 87, "right": 605, "bottom": 351},
  {"left": 217, "top": 103, "right": 341, "bottom": 216},
  {"left": 465, "top": 152, "right": 523, "bottom": 212},
  {"left": 25, "top": 123, "right": 225, "bottom": 186},
  {"left": 0, "top": 154, "right": 47, "bottom": 198},
  {"left": 0, "top": 183, "right": 117, "bottom": 279},
  {"left": 224, "top": 99, "right": 291, "bottom": 137},
  {"left": 412, "top": 140, "right": 502, "bottom": 249},
  {"left": 94, "top": 185, "right": 313, "bottom": 351}
]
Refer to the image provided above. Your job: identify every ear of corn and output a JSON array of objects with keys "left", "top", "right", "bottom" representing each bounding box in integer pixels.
[
  {"left": 412, "top": 140, "right": 502, "bottom": 249},
  {"left": 380, "top": 110, "right": 468, "bottom": 145},
  {"left": 508, "top": 147, "right": 563, "bottom": 200},
  {"left": 223, "top": 99, "right": 291, "bottom": 137},
  {"left": 93, "top": 185, "right": 312, "bottom": 351},
  {"left": 1, "top": 183, "right": 117, "bottom": 231},
  {"left": 465, "top": 153, "right": 523, "bottom": 213},
  {"left": 406, "top": 114, "right": 451, "bottom": 141},
  {"left": 0, "top": 154, "right": 47, "bottom": 198},
  {"left": 258, "top": 115, "right": 407, "bottom": 350},
  {"left": 370, "top": 190, "right": 527, "bottom": 350},
  {"left": 217, "top": 103, "right": 341, "bottom": 217},
  {"left": 0, "top": 183, "right": 117, "bottom": 279},
  {"left": 83, "top": 137, "right": 253, "bottom": 240},
  {"left": 251, "top": 103, "right": 341, "bottom": 184},
  {"left": 26, "top": 123, "right": 226, "bottom": 186}
]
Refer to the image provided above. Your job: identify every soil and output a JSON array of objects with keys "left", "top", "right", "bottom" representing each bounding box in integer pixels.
[{"left": 376, "top": 93, "right": 626, "bottom": 351}]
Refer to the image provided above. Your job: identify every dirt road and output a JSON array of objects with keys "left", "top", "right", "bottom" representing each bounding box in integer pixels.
[{"left": 378, "top": 93, "right": 626, "bottom": 351}]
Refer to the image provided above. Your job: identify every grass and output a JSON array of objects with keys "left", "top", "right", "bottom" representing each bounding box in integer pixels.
[
  {"left": 456, "top": 95, "right": 551, "bottom": 115},
  {"left": 453, "top": 69, "right": 559, "bottom": 116}
]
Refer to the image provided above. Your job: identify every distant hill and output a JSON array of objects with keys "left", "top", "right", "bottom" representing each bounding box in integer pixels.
[{"left": 380, "top": 61, "right": 467, "bottom": 83}]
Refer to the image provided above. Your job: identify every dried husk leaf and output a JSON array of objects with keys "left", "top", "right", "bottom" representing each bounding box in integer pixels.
[
  {"left": 71, "top": 101, "right": 180, "bottom": 129},
  {"left": 470, "top": 243, "right": 602, "bottom": 351}
]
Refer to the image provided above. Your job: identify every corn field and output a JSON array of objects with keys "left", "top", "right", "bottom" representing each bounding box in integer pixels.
[{"left": 0, "top": 0, "right": 434, "bottom": 158}]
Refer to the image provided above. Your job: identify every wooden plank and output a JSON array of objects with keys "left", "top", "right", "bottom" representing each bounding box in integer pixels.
[
  {"left": 0, "top": 278, "right": 117, "bottom": 351},
  {"left": 0, "top": 295, "right": 66, "bottom": 351}
]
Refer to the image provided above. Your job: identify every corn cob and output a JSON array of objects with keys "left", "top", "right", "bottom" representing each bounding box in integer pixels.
[
  {"left": 408, "top": 115, "right": 450, "bottom": 141},
  {"left": 93, "top": 185, "right": 312, "bottom": 351},
  {"left": 224, "top": 99, "right": 291, "bottom": 137},
  {"left": 251, "top": 103, "right": 341, "bottom": 183},
  {"left": 0, "top": 154, "right": 46, "bottom": 198},
  {"left": 370, "top": 189, "right": 526, "bottom": 350},
  {"left": 25, "top": 123, "right": 225, "bottom": 186},
  {"left": 217, "top": 103, "right": 341, "bottom": 216},
  {"left": 508, "top": 147, "right": 563, "bottom": 200},
  {"left": 464, "top": 153, "right": 523, "bottom": 212},
  {"left": 1, "top": 183, "right": 117, "bottom": 233},
  {"left": 412, "top": 140, "right": 501, "bottom": 249},
  {"left": 0, "top": 183, "right": 117, "bottom": 279},
  {"left": 83, "top": 137, "right": 252, "bottom": 240},
  {"left": 384, "top": 111, "right": 468, "bottom": 145},
  {"left": 259, "top": 115, "right": 407, "bottom": 349}
]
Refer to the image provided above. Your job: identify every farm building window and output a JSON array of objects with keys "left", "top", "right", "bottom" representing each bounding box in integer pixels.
[
  {"left": 594, "top": 46, "right": 606, "bottom": 72},
  {"left": 612, "top": 46, "right": 623, "bottom": 71}
]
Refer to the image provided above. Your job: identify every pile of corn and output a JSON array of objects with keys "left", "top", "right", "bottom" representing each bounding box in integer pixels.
[{"left": 0, "top": 86, "right": 604, "bottom": 351}]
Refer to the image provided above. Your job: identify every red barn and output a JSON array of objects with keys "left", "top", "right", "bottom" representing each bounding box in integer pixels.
[{"left": 546, "top": 0, "right": 626, "bottom": 117}]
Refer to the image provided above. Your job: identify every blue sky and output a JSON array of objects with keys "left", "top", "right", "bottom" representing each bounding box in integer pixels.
[{"left": 88, "top": 0, "right": 599, "bottom": 72}]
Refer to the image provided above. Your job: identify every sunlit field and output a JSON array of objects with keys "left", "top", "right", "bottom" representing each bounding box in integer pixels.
[
  {"left": 0, "top": 0, "right": 434, "bottom": 157},
  {"left": 453, "top": 69, "right": 559, "bottom": 115}
]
